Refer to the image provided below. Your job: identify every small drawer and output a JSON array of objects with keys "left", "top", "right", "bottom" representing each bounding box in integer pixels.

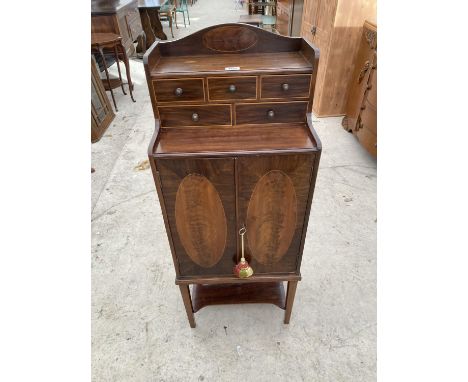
[
  {"left": 208, "top": 76, "right": 257, "bottom": 101},
  {"left": 158, "top": 105, "right": 232, "bottom": 127},
  {"left": 261, "top": 74, "right": 311, "bottom": 99},
  {"left": 153, "top": 78, "right": 204, "bottom": 103},
  {"left": 236, "top": 102, "right": 307, "bottom": 125}
]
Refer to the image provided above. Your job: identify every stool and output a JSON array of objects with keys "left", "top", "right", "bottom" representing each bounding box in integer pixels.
[{"left": 91, "top": 33, "right": 136, "bottom": 112}]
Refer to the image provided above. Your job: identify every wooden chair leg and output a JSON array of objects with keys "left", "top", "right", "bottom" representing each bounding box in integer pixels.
[
  {"left": 97, "top": 48, "right": 118, "bottom": 112},
  {"left": 284, "top": 280, "right": 298, "bottom": 324},
  {"left": 169, "top": 15, "right": 174, "bottom": 37},
  {"left": 118, "top": 43, "right": 135, "bottom": 102},
  {"left": 179, "top": 285, "right": 196, "bottom": 328}
]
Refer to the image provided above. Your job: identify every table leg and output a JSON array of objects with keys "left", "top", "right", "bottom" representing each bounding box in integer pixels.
[
  {"left": 284, "top": 280, "right": 298, "bottom": 324},
  {"left": 96, "top": 47, "right": 118, "bottom": 112},
  {"left": 118, "top": 43, "right": 136, "bottom": 102},
  {"left": 179, "top": 285, "right": 196, "bottom": 328},
  {"left": 148, "top": 9, "right": 168, "bottom": 41}
]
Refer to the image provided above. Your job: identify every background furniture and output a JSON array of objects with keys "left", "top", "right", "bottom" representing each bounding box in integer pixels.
[
  {"left": 138, "top": 0, "right": 168, "bottom": 56},
  {"left": 91, "top": 57, "right": 115, "bottom": 143},
  {"left": 275, "top": 0, "right": 303, "bottom": 36},
  {"left": 92, "top": 0, "right": 143, "bottom": 57},
  {"left": 300, "top": 0, "right": 376, "bottom": 116},
  {"left": 239, "top": 14, "right": 263, "bottom": 26},
  {"left": 343, "top": 21, "right": 377, "bottom": 157},
  {"left": 144, "top": 24, "right": 321, "bottom": 327},
  {"left": 159, "top": 0, "right": 177, "bottom": 38},
  {"left": 248, "top": 1, "right": 277, "bottom": 15},
  {"left": 175, "top": 0, "right": 190, "bottom": 27},
  {"left": 91, "top": 33, "right": 136, "bottom": 112}
]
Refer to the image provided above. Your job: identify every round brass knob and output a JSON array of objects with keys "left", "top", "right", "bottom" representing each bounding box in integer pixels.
[
  {"left": 228, "top": 84, "right": 236, "bottom": 93},
  {"left": 267, "top": 110, "right": 275, "bottom": 119},
  {"left": 174, "top": 87, "right": 183, "bottom": 97},
  {"left": 282, "top": 83, "right": 289, "bottom": 91},
  {"left": 191, "top": 113, "right": 199, "bottom": 122}
]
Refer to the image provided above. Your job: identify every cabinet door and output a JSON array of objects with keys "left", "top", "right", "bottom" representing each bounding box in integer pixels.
[
  {"left": 236, "top": 154, "right": 316, "bottom": 274},
  {"left": 157, "top": 158, "right": 236, "bottom": 277}
]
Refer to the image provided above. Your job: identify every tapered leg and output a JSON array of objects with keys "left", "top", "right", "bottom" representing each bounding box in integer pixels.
[
  {"left": 118, "top": 43, "right": 136, "bottom": 102},
  {"left": 284, "top": 281, "right": 298, "bottom": 324},
  {"left": 179, "top": 285, "right": 196, "bottom": 328},
  {"left": 97, "top": 48, "right": 118, "bottom": 112},
  {"left": 113, "top": 45, "right": 126, "bottom": 95}
]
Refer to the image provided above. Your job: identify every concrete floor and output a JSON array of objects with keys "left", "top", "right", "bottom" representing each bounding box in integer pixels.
[{"left": 92, "top": 1, "right": 376, "bottom": 381}]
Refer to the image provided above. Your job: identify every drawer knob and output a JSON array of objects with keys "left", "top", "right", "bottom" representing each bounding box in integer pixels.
[
  {"left": 191, "top": 112, "right": 199, "bottom": 122},
  {"left": 228, "top": 84, "right": 236, "bottom": 93},
  {"left": 174, "top": 87, "right": 183, "bottom": 97},
  {"left": 267, "top": 109, "right": 275, "bottom": 119},
  {"left": 282, "top": 83, "right": 289, "bottom": 91}
]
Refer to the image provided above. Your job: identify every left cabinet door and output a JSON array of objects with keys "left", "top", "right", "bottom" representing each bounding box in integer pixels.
[{"left": 157, "top": 158, "right": 236, "bottom": 277}]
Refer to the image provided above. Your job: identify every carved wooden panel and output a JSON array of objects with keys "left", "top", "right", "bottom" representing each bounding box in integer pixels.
[
  {"left": 175, "top": 174, "right": 227, "bottom": 268},
  {"left": 246, "top": 170, "right": 297, "bottom": 264},
  {"left": 157, "top": 158, "right": 236, "bottom": 276},
  {"left": 202, "top": 25, "right": 258, "bottom": 52},
  {"left": 237, "top": 154, "right": 316, "bottom": 273}
]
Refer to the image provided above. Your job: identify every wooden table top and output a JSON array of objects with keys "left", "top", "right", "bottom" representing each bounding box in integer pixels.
[
  {"left": 138, "top": 0, "right": 164, "bottom": 9},
  {"left": 91, "top": 33, "right": 122, "bottom": 46},
  {"left": 91, "top": 0, "right": 137, "bottom": 14}
]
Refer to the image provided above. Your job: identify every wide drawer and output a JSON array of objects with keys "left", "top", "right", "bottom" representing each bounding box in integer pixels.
[
  {"left": 236, "top": 102, "right": 307, "bottom": 125},
  {"left": 261, "top": 74, "right": 311, "bottom": 99},
  {"left": 153, "top": 78, "right": 204, "bottom": 102},
  {"left": 207, "top": 76, "right": 257, "bottom": 101},
  {"left": 158, "top": 105, "right": 232, "bottom": 127}
]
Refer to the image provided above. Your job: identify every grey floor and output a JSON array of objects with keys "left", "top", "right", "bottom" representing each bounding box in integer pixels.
[{"left": 92, "top": 1, "right": 377, "bottom": 381}]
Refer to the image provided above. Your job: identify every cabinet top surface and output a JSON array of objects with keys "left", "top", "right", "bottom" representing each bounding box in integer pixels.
[
  {"left": 144, "top": 24, "right": 318, "bottom": 77},
  {"left": 153, "top": 123, "right": 318, "bottom": 157},
  {"left": 91, "top": 0, "right": 137, "bottom": 14},
  {"left": 150, "top": 52, "right": 312, "bottom": 76}
]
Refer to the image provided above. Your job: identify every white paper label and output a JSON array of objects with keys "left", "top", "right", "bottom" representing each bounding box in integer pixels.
[{"left": 225, "top": 66, "right": 240, "bottom": 71}]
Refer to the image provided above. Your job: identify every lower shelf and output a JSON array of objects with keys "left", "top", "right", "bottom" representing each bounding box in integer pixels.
[{"left": 191, "top": 282, "right": 286, "bottom": 313}]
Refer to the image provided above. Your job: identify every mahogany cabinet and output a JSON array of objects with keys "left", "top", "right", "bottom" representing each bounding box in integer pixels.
[
  {"left": 343, "top": 21, "right": 377, "bottom": 157},
  {"left": 144, "top": 24, "right": 322, "bottom": 327},
  {"left": 91, "top": 56, "right": 115, "bottom": 143},
  {"left": 91, "top": 0, "right": 143, "bottom": 56},
  {"left": 300, "top": 0, "right": 376, "bottom": 116}
]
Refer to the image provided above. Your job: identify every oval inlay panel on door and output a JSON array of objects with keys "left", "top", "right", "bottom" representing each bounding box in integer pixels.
[
  {"left": 175, "top": 174, "right": 227, "bottom": 268},
  {"left": 246, "top": 170, "right": 297, "bottom": 264}
]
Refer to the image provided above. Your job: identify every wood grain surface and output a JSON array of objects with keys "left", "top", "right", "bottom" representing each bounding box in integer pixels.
[
  {"left": 158, "top": 104, "right": 232, "bottom": 127},
  {"left": 157, "top": 158, "right": 237, "bottom": 276},
  {"left": 235, "top": 101, "right": 307, "bottom": 125},
  {"left": 153, "top": 78, "right": 205, "bottom": 102},
  {"left": 154, "top": 123, "right": 317, "bottom": 157},
  {"left": 207, "top": 76, "right": 257, "bottom": 101},
  {"left": 261, "top": 74, "right": 311, "bottom": 99},
  {"left": 175, "top": 174, "right": 227, "bottom": 268},
  {"left": 246, "top": 170, "right": 297, "bottom": 264}
]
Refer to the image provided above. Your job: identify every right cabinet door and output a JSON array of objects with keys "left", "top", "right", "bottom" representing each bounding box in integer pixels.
[{"left": 237, "top": 154, "right": 316, "bottom": 274}]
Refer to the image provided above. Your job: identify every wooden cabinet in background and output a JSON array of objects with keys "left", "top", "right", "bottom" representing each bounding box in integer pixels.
[
  {"left": 91, "top": 57, "right": 115, "bottom": 143},
  {"left": 91, "top": 0, "right": 143, "bottom": 57},
  {"left": 144, "top": 24, "right": 322, "bottom": 327},
  {"left": 276, "top": 0, "right": 304, "bottom": 36},
  {"left": 300, "top": 0, "right": 376, "bottom": 116},
  {"left": 344, "top": 21, "right": 377, "bottom": 157}
]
